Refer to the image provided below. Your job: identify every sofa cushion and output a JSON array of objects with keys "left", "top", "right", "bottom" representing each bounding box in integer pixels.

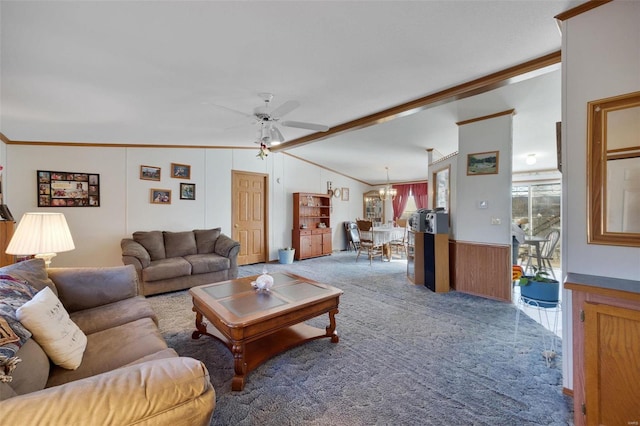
[
  {"left": 142, "top": 257, "right": 192, "bottom": 283},
  {"left": 194, "top": 228, "right": 221, "bottom": 254},
  {"left": 69, "top": 296, "right": 158, "bottom": 335},
  {"left": 17, "top": 287, "right": 87, "bottom": 370},
  {"left": 0, "top": 258, "right": 58, "bottom": 296},
  {"left": 184, "top": 253, "right": 230, "bottom": 275},
  {"left": 164, "top": 231, "right": 197, "bottom": 258},
  {"left": 0, "top": 276, "right": 37, "bottom": 358},
  {"left": 133, "top": 231, "right": 166, "bottom": 260},
  {"left": 5, "top": 338, "right": 50, "bottom": 396},
  {"left": 46, "top": 317, "right": 168, "bottom": 388}
]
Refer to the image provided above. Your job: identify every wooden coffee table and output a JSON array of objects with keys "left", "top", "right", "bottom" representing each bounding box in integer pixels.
[{"left": 189, "top": 272, "right": 343, "bottom": 391}]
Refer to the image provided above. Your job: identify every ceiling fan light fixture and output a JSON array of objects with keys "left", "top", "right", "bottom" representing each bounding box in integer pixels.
[
  {"left": 269, "top": 125, "right": 284, "bottom": 145},
  {"left": 526, "top": 153, "right": 537, "bottom": 165}
]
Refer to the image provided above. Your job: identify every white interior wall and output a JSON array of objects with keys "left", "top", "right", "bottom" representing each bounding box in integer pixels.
[
  {"left": 4, "top": 144, "right": 370, "bottom": 266},
  {"left": 560, "top": 0, "right": 640, "bottom": 392},
  {"left": 455, "top": 114, "right": 513, "bottom": 245},
  {"left": 563, "top": 0, "right": 640, "bottom": 281}
]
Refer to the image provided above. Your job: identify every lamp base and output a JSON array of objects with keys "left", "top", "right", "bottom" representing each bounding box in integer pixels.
[{"left": 35, "top": 253, "right": 57, "bottom": 268}]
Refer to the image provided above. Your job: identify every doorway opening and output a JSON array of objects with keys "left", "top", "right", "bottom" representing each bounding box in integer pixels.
[{"left": 512, "top": 180, "right": 562, "bottom": 338}]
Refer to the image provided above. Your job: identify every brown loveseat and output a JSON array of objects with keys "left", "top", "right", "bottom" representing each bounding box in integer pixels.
[
  {"left": 121, "top": 228, "right": 240, "bottom": 296},
  {"left": 0, "top": 259, "right": 215, "bottom": 425}
]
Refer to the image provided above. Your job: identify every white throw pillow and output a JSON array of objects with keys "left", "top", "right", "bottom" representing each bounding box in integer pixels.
[{"left": 16, "top": 287, "right": 87, "bottom": 370}]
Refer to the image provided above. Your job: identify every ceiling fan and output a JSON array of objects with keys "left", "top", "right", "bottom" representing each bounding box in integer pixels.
[{"left": 213, "top": 93, "right": 330, "bottom": 146}]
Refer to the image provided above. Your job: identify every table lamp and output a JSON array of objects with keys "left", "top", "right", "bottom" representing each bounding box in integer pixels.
[{"left": 6, "top": 212, "right": 75, "bottom": 267}]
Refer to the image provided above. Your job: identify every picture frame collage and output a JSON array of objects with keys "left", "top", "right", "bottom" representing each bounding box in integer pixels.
[
  {"left": 38, "top": 170, "right": 100, "bottom": 207},
  {"left": 141, "top": 163, "right": 195, "bottom": 204}
]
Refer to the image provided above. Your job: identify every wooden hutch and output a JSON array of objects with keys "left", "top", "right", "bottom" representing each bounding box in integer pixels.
[{"left": 292, "top": 192, "right": 332, "bottom": 260}]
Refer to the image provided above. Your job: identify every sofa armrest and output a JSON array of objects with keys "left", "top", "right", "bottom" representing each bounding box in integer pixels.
[
  {"left": 47, "top": 265, "right": 140, "bottom": 313},
  {"left": 121, "top": 238, "right": 151, "bottom": 268},
  {"left": 0, "top": 357, "right": 216, "bottom": 426},
  {"left": 214, "top": 233, "right": 240, "bottom": 259}
]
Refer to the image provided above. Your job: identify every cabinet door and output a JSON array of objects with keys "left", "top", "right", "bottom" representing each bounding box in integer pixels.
[
  {"left": 310, "top": 233, "right": 323, "bottom": 257},
  {"left": 299, "top": 235, "right": 313, "bottom": 259},
  {"left": 321, "top": 231, "right": 332, "bottom": 255},
  {"left": 584, "top": 302, "right": 640, "bottom": 425}
]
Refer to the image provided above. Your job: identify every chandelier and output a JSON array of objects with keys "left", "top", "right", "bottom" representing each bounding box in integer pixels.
[{"left": 379, "top": 166, "right": 397, "bottom": 201}]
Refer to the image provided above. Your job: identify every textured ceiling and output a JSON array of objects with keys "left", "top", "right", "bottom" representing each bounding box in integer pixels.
[{"left": 1, "top": 1, "right": 583, "bottom": 184}]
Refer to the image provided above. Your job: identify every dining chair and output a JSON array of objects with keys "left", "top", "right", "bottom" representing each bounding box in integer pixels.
[
  {"left": 523, "top": 229, "right": 560, "bottom": 279},
  {"left": 344, "top": 221, "right": 360, "bottom": 252},
  {"left": 389, "top": 218, "right": 408, "bottom": 258},
  {"left": 355, "top": 219, "right": 384, "bottom": 265}
]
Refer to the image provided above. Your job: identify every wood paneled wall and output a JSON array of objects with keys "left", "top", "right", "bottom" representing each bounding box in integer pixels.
[{"left": 449, "top": 240, "right": 511, "bottom": 302}]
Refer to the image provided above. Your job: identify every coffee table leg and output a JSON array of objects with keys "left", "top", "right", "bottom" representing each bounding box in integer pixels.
[
  {"left": 231, "top": 342, "right": 247, "bottom": 391},
  {"left": 326, "top": 308, "right": 340, "bottom": 343},
  {"left": 192, "top": 308, "right": 208, "bottom": 339}
]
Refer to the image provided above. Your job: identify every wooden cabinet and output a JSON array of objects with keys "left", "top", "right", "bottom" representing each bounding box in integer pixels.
[
  {"left": 565, "top": 273, "right": 640, "bottom": 426},
  {"left": 407, "top": 231, "right": 449, "bottom": 292},
  {"left": 363, "top": 190, "right": 384, "bottom": 224},
  {"left": 292, "top": 193, "right": 332, "bottom": 260},
  {"left": 0, "top": 221, "right": 15, "bottom": 266}
]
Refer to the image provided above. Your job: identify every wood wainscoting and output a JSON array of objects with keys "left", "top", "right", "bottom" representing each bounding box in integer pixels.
[{"left": 449, "top": 240, "right": 511, "bottom": 302}]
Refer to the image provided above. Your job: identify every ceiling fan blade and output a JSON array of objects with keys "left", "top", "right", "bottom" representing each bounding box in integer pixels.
[
  {"left": 270, "top": 100, "right": 300, "bottom": 118},
  {"left": 281, "top": 120, "right": 329, "bottom": 132},
  {"left": 205, "top": 102, "right": 254, "bottom": 119}
]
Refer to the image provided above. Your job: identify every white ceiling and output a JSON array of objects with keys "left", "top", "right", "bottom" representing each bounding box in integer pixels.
[{"left": 0, "top": 1, "right": 583, "bottom": 185}]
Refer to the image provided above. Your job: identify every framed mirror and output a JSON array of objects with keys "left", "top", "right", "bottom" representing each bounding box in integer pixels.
[
  {"left": 363, "top": 190, "right": 385, "bottom": 225},
  {"left": 587, "top": 91, "right": 640, "bottom": 247},
  {"left": 432, "top": 165, "right": 450, "bottom": 213}
]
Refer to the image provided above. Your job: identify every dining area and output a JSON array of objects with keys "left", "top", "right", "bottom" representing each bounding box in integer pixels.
[{"left": 345, "top": 219, "right": 407, "bottom": 264}]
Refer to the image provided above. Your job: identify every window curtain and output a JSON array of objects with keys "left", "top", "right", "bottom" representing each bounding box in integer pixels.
[
  {"left": 412, "top": 182, "right": 428, "bottom": 210},
  {"left": 391, "top": 184, "right": 411, "bottom": 221}
]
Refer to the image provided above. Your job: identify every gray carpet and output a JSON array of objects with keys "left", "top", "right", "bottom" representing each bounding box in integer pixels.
[{"left": 148, "top": 252, "right": 573, "bottom": 425}]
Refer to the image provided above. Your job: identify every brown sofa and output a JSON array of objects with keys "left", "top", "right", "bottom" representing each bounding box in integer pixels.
[
  {"left": 0, "top": 259, "right": 215, "bottom": 425},
  {"left": 121, "top": 228, "right": 240, "bottom": 296}
]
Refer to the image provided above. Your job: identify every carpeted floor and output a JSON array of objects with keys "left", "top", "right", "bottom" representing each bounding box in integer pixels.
[{"left": 148, "top": 251, "right": 573, "bottom": 425}]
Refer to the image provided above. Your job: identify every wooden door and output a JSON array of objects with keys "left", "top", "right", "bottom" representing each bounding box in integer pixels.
[
  {"left": 232, "top": 171, "right": 268, "bottom": 265},
  {"left": 584, "top": 302, "right": 640, "bottom": 425}
]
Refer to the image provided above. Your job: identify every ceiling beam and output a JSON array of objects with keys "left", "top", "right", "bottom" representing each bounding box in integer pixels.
[{"left": 270, "top": 51, "right": 561, "bottom": 153}]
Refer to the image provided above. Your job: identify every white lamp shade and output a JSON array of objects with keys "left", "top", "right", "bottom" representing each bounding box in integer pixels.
[{"left": 6, "top": 212, "right": 75, "bottom": 256}]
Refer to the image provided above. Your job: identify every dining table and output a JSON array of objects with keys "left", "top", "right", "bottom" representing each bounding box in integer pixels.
[
  {"left": 521, "top": 235, "right": 549, "bottom": 272},
  {"left": 360, "top": 226, "right": 405, "bottom": 261}
]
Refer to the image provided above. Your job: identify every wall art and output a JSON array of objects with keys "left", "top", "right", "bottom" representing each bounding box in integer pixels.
[
  {"left": 466, "top": 151, "right": 499, "bottom": 175},
  {"left": 150, "top": 188, "right": 171, "bottom": 204},
  {"left": 140, "top": 165, "right": 161, "bottom": 181},
  {"left": 171, "top": 163, "right": 191, "bottom": 179},
  {"left": 37, "top": 170, "right": 100, "bottom": 207},
  {"left": 180, "top": 183, "right": 196, "bottom": 200}
]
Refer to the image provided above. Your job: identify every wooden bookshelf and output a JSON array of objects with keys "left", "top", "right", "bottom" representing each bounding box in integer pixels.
[{"left": 292, "top": 193, "right": 332, "bottom": 260}]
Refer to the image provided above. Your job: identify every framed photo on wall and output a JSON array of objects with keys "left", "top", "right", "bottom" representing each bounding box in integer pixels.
[
  {"left": 150, "top": 188, "right": 171, "bottom": 204},
  {"left": 37, "top": 170, "right": 100, "bottom": 207},
  {"left": 466, "top": 151, "right": 499, "bottom": 175},
  {"left": 171, "top": 163, "right": 191, "bottom": 179},
  {"left": 140, "top": 165, "right": 161, "bottom": 181},
  {"left": 180, "top": 183, "right": 195, "bottom": 200},
  {"left": 341, "top": 187, "right": 349, "bottom": 201}
]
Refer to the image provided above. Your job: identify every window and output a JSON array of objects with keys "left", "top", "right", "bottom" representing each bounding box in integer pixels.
[{"left": 512, "top": 182, "right": 561, "bottom": 266}]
